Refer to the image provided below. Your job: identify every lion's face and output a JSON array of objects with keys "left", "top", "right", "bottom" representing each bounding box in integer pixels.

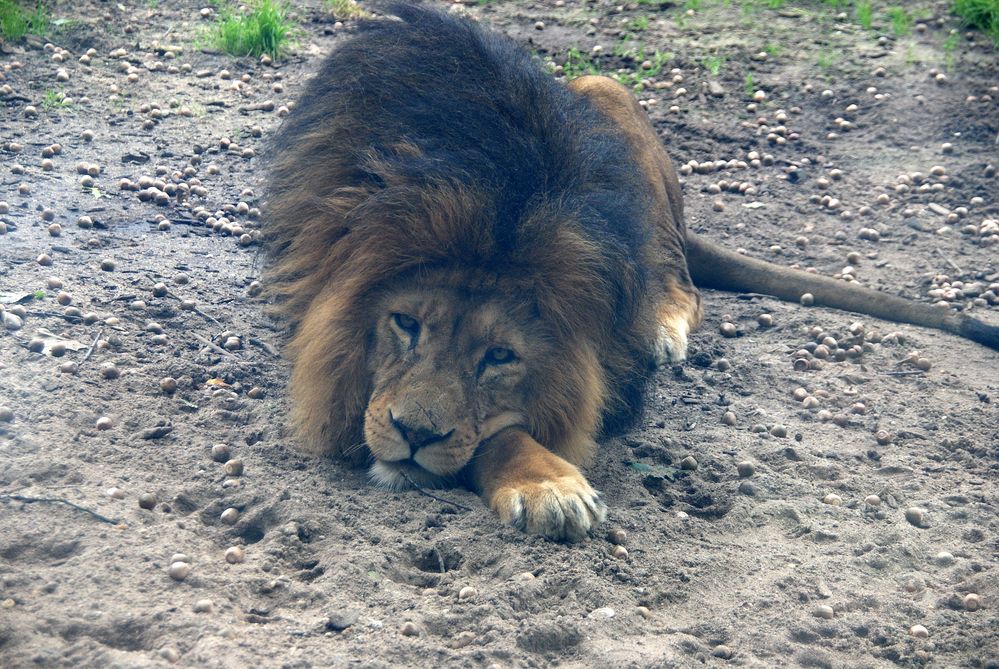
[{"left": 364, "top": 284, "right": 547, "bottom": 488}]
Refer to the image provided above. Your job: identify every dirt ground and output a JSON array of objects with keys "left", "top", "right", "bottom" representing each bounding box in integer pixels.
[{"left": 1, "top": 0, "right": 998, "bottom": 667}]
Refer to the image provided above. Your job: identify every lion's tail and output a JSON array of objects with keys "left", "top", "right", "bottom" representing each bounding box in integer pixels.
[{"left": 685, "top": 233, "right": 999, "bottom": 352}]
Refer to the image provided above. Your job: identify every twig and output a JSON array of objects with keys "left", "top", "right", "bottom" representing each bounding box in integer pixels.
[
  {"left": 27, "top": 310, "right": 83, "bottom": 322},
  {"left": 192, "top": 331, "right": 234, "bottom": 357},
  {"left": 399, "top": 470, "right": 472, "bottom": 512},
  {"left": 249, "top": 337, "right": 279, "bottom": 357},
  {"left": 1, "top": 494, "right": 120, "bottom": 525},
  {"left": 880, "top": 370, "right": 925, "bottom": 377},
  {"left": 81, "top": 329, "right": 103, "bottom": 363}
]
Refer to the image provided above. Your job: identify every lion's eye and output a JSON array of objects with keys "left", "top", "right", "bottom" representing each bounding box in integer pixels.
[
  {"left": 391, "top": 313, "right": 420, "bottom": 340},
  {"left": 483, "top": 346, "right": 517, "bottom": 366}
]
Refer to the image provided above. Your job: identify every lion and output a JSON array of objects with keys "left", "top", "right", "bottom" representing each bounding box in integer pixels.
[{"left": 264, "top": 5, "right": 998, "bottom": 541}]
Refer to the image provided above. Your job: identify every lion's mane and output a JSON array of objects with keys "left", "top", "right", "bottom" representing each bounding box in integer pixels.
[{"left": 264, "top": 5, "right": 664, "bottom": 463}]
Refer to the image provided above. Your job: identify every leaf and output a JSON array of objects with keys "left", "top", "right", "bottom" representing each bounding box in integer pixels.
[
  {"left": 0, "top": 292, "right": 34, "bottom": 304},
  {"left": 33, "top": 329, "right": 88, "bottom": 355},
  {"left": 742, "top": 201, "right": 765, "bottom": 209},
  {"left": 205, "top": 378, "right": 232, "bottom": 388}
]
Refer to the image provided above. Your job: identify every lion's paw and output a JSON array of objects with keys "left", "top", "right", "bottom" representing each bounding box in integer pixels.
[{"left": 490, "top": 475, "right": 607, "bottom": 542}]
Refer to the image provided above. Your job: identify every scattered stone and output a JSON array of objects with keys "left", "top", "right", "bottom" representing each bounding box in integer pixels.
[
  {"left": 823, "top": 493, "right": 842, "bottom": 506},
  {"left": 588, "top": 607, "right": 616, "bottom": 619},
  {"left": 96, "top": 416, "right": 113, "bottom": 430},
  {"left": 220, "top": 507, "right": 240, "bottom": 525},
  {"left": 106, "top": 487, "right": 125, "bottom": 499},
  {"left": 607, "top": 528, "right": 627, "bottom": 545},
  {"left": 963, "top": 593, "right": 981, "bottom": 611},
  {"left": 712, "top": 644, "right": 733, "bottom": 659},
  {"left": 814, "top": 605, "right": 835, "bottom": 619},
  {"left": 138, "top": 492, "right": 157, "bottom": 510},
  {"left": 400, "top": 621, "right": 420, "bottom": 637},
  {"left": 610, "top": 545, "right": 629, "bottom": 560},
  {"left": 737, "top": 461, "right": 755, "bottom": 477},
  {"left": 326, "top": 609, "right": 358, "bottom": 632},
  {"left": 458, "top": 586, "right": 477, "bottom": 601},
  {"left": 224, "top": 546, "right": 245, "bottom": 564},
  {"left": 864, "top": 495, "right": 881, "bottom": 508},
  {"left": 160, "top": 377, "right": 178, "bottom": 393},
  {"left": 193, "top": 599, "right": 214, "bottom": 613},
  {"left": 212, "top": 444, "right": 232, "bottom": 462},
  {"left": 909, "top": 624, "right": 929, "bottom": 638},
  {"left": 168, "top": 561, "right": 190, "bottom": 581},
  {"left": 223, "top": 459, "right": 244, "bottom": 476},
  {"left": 679, "top": 455, "right": 698, "bottom": 470},
  {"left": 905, "top": 507, "right": 929, "bottom": 528}
]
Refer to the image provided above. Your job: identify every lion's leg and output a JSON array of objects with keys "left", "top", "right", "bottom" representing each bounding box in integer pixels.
[
  {"left": 468, "top": 429, "right": 606, "bottom": 542},
  {"left": 569, "top": 75, "right": 703, "bottom": 364}
]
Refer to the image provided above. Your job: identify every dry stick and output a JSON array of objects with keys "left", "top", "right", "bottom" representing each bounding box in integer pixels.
[
  {"left": 81, "top": 329, "right": 103, "bottom": 364},
  {"left": 28, "top": 310, "right": 83, "bottom": 322},
  {"left": 249, "top": 337, "right": 279, "bottom": 357},
  {"left": 881, "top": 370, "right": 926, "bottom": 377},
  {"left": 192, "top": 331, "right": 234, "bottom": 357},
  {"left": 144, "top": 274, "right": 223, "bottom": 328},
  {"left": 398, "top": 470, "right": 473, "bottom": 512},
  {"left": 1, "top": 494, "right": 120, "bottom": 525}
]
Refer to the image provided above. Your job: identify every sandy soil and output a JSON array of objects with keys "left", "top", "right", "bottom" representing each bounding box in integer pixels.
[{"left": 1, "top": 0, "right": 998, "bottom": 667}]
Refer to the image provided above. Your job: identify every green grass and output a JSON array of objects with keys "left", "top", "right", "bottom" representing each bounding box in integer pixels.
[
  {"left": 743, "top": 72, "right": 755, "bottom": 96},
  {"left": 816, "top": 49, "right": 838, "bottom": 69},
  {"left": 953, "top": 0, "right": 999, "bottom": 46},
  {"left": 0, "top": 0, "right": 49, "bottom": 40},
  {"left": 942, "top": 31, "right": 960, "bottom": 67},
  {"left": 703, "top": 54, "right": 725, "bottom": 76},
  {"left": 855, "top": 0, "right": 873, "bottom": 29},
  {"left": 326, "top": 0, "right": 365, "bottom": 20},
  {"left": 562, "top": 47, "right": 600, "bottom": 79},
  {"left": 212, "top": 0, "right": 291, "bottom": 59},
  {"left": 629, "top": 15, "right": 650, "bottom": 31},
  {"left": 886, "top": 6, "right": 912, "bottom": 37},
  {"left": 42, "top": 88, "right": 71, "bottom": 110}
]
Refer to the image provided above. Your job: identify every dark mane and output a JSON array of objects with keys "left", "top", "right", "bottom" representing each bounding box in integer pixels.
[{"left": 265, "top": 4, "right": 650, "bottom": 327}]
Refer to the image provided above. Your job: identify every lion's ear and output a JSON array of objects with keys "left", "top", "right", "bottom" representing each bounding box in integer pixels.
[{"left": 287, "top": 290, "right": 371, "bottom": 464}]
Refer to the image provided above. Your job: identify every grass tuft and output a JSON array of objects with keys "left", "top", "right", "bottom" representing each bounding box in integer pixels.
[
  {"left": 703, "top": 54, "right": 725, "bottom": 76},
  {"left": 213, "top": 0, "right": 291, "bottom": 60},
  {"left": 0, "top": 0, "right": 49, "bottom": 40},
  {"left": 855, "top": 0, "right": 873, "bottom": 29},
  {"left": 952, "top": 0, "right": 999, "bottom": 46},
  {"left": 886, "top": 6, "right": 912, "bottom": 37}
]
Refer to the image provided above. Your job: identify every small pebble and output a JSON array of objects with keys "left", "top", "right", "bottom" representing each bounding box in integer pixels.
[
  {"left": 712, "top": 644, "right": 733, "bottom": 659},
  {"left": 193, "top": 599, "right": 214, "bottom": 613},
  {"left": 719, "top": 322, "right": 737, "bottom": 337},
  {"left": 138, "top": 492, "right": 157, "bottom": 509},
  {"left": 737, "top": 461, "right": 755, "bottom": 477},
  {"left": 220, "top": 507, "right": 240, "bottom": 525},
  {"left": 607, "top": 528, "right": 627, "bottom": 545},
  {"left": 822, "top": 493, "right": 842, "bottom": 506},
  {"left": 96, "top": 416, "right": 113, "bottom": 430},
  {"left": 813, "top": 605, "right": 835, "bottom": 619},
  {"left": 679, "top": 455, "right": 698, "bottom": 470},
  {"left": 770, "top": 424, "right": 787, "bottom": 438},
  {"left": 610, "top": 545, "right": 629, "bottom": 560},
  {"left": 757, "top": 313, "right": 773, "bottom": 327},
  {"left": 864, "top": 494, "right": 881, "bottom": 508},
  {"left": 800, "top": 293, "right": 814, "bottom": 306},
  {"left": 224, "top": 546, "right": 245, "bottom": 564},
  {"left": 905, "top": 507, "right": 929, "bottom": 528},
  {"left": 933, "top": 551, "right": 954, "bottom": 567},
  {"left": 100, "top": 259, "right": 115, "bottom": 272},
  {"left": 721, "top": 411, "right": 737, "bottom": 426},
  {"left": 636, "top": 606, "right": 652, "bottom": 619},
  {"left": 963, "top": 593, "right": 981, "bottom": 611},
  {"left": 168, "top": 561, "right": 190, "bottom": 581},
  {"left": 875, "top": 430, "right": 892, "bottom": 445},
  {"left": 247, "top": 386, "right": 264, "bottom": 399},
  {"left": 400, "top": 621, "right": 420, "bottom": 637},
  {"left": 160, "top": 377, "right": 177, "bottom": 393},
  {"left": 909, "top": 624, "right": 929, "bottom": 638},
  {"left": 160, "top": 647, "right": 180, "bottom": 663},
  {"left": 458, "top": 586, "right": 477, "bottom": 601},
  {"left": 588, "top": 607, "right": 616, "bottom": 619},
  {"left": 100, "top": 363, "right": 120, "bottom": 380},
  {"left": 223, "top": 458, "right": 244, "bottom": 476},
  {"left": 211, "top": 444, "right": 232, "bottom": 462}
]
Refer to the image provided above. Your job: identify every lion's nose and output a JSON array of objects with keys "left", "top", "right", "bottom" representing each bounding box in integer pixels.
[{"left": 390, "top": 414, "right": 453, "bottom": 452}]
